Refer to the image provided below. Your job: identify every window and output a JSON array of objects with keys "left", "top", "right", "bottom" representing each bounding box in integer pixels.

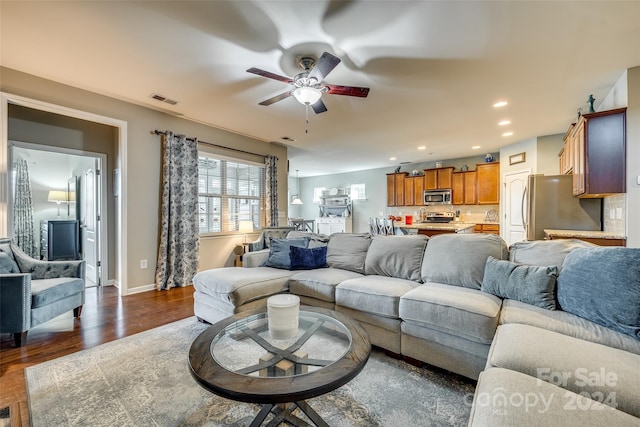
[
  {"left": 350, "top": 183, "right": 366, "bottom": 200},
  {"left": 198, "top": 154, "right": 265, "bottom": 234}
]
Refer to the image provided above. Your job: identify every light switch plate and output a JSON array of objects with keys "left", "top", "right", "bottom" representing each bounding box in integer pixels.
[{"left": 637, "top": 175, "right": 640, "bottom": 185}]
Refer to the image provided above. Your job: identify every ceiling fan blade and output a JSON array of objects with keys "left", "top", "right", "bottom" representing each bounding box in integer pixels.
[
  {"left": 311, "top": 99, "right": 328, "bottom": 114},
  {"left": 308, "top": 52, "right": 341, "bottom": 82},
  {"left": 247, "top": 67, "right": 293, "bottom": 84},
  {"left": 258, "top": 91, "right": 293, "bottom": 106},
  {"left": 325, "top": 84, "right": 370, "bottom": 97}
]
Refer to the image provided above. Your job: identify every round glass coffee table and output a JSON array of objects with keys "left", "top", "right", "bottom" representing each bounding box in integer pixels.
[{"left": 188, "top": 306, "right": 371, "bottom": 427}]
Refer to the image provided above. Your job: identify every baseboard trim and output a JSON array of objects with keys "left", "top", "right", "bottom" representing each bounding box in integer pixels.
[{"left": 125, "top": 284, "right": 157, "bottom": 295}]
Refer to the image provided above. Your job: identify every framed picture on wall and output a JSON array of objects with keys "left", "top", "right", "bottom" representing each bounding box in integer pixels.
[{"left": 509, "top": 152, "right": 526, "bottom": 165}]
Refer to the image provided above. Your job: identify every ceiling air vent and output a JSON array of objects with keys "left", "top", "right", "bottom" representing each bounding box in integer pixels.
[{"left": 150, "top": 93, "right": 179, "bottom": 105}]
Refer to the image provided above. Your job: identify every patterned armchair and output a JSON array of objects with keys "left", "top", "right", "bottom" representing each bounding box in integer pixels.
[
  {"left": 245, "top": 226, "right": 295, "bottom": 252},
  {"left": 0, "top": 237, "right": 85, "bottom": 347}
]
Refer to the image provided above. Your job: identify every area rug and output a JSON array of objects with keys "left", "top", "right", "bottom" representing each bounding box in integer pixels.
[{"left": 26, "top": 317, "right": 475, "bottom": 426}]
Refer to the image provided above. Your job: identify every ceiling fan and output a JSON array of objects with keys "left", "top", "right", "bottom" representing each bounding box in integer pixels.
[{"left": 247, "top": 52, "right": 370, "bottom": 114}]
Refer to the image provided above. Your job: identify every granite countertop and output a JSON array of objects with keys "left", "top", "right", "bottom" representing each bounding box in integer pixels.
[
  {"left": 397, "top": 222, "right": 475, "bottom": 232},
  {"left": 544, "top": 229, "right": 626, "bottom": 240}
]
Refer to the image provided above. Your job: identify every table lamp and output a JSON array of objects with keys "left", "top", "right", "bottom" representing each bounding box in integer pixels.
[
  {"left": 238, "top": 220, "right": 254, "bottom": 243},
  {"left": 48, "top": 190, "right": 68, "bottom": 218}
]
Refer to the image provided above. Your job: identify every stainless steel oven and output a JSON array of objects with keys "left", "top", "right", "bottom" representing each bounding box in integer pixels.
[{"left": 423, "top": 189, "right": 452, "bottom": 205}]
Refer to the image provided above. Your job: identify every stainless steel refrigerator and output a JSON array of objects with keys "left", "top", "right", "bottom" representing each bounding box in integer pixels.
[{"left": 524, "top": 174, "right": 602, "bottom": 241}]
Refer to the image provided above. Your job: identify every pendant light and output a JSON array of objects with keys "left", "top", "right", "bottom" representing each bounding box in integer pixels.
[{"left": 291, "top": 170, "right": 303, "bottom": 205}]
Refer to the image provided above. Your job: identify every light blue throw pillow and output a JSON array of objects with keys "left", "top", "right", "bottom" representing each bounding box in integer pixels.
[
  {"left": 0, "top": 252, "right": 20, "bottom": 273},
  {"left": 263, "top": 237, "right": 309, "bottom": 270},
  {"left": 557, "top": 247, "right": 640, "bottom": 339},
  {"left": 481, "top": 256, "right": 559, "bottom": 310}
]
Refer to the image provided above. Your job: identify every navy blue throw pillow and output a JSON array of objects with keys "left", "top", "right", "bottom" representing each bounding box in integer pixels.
[
  {"left": 289, "top": 246, "right": 328, "bottom": 270},
  {"left": 557, "top": 247, "right": 640, "bottom": 339},
  {"left": 263, "top": 238, "right": 309, "bottom": 269}
]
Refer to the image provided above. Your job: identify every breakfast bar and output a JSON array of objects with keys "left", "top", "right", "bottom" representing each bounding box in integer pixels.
[{"left": 397, "top": 222, "right": 475, "bottom": 237}]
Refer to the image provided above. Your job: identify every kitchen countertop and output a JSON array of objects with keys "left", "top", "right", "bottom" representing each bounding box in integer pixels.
[
  {"left": 397, "top": 222, "right": 475, "bottom": 232},
  {"left": 544, "top": 229, "right": 626, "bottom": 240}
]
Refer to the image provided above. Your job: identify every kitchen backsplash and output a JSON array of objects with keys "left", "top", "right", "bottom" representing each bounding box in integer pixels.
[
  {"left": 603, "top": 194, "right": 626, "bottom": 235},
  {"left": 384, "top": 204, "right": 499, "bottom": 223}
]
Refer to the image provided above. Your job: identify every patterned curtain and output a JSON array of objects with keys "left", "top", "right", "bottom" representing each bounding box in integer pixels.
[
  {"left": 13, "top": 159, "right": 38, "bottom": 258},
  {"left": 155, "top": 132, "right": 199, "bottom": 290},
  {"left": 265, "top": 155, "right": 279, "bottom": 226}
]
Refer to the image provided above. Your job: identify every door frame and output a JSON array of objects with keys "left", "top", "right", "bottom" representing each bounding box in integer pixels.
[
  {"left": 8, "top": 141, "right": 108, "bottom": 287},
  {"left": 0, "top": 92, "right": 129, "bottom": 295}
]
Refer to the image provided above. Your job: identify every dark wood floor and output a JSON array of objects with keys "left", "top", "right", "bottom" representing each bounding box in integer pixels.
[{"left": 0, "top": 285, "right": 195, "bottom": 427}]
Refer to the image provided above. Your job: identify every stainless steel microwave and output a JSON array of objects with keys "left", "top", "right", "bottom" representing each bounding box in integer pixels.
[{"left": 424, "top": 189, "right": 452, "bottom": 205}]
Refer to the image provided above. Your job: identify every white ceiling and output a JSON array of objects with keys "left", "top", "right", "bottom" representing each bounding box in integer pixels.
[{"left": 2, "top": 1, "right": 639, "bottom": 177}]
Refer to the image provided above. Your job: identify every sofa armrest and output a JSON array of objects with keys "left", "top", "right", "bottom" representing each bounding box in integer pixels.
[
  {"left": 0, "top": 273, "right": 31, "bottom": 333},
  {"left": 243, "top": 249, "right": 270, "bottom": 268}
]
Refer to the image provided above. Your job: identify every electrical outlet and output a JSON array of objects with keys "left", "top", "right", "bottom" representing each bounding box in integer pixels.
[
  {"left": 140, "top": 259, "right": 148, "bottom": 269},
  {"left": 609, "top": 209, "right": 615, "bottom": 220},
  {"left": 616, "top": 208, "right": 623, "bottom": 220}
]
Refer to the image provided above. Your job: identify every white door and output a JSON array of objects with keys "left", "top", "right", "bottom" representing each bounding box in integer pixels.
[
  {"left": 81, "top": 165, "right": 101, "bottom": 286},
  {"left": 503, "top": 169, "right": 530, "bottom": 247}
]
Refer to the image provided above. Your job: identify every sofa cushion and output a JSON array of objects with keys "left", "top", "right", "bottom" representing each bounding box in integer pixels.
[
  {"left": 364, "top": 235, "right": 427, "bottom": 282},
  {"left": 481, "top": 256, "right": 559, "bottom": 310},
  {"left": 263, "top": 237, "right": 309, "bottom": 270},
  {"left": 286, "top": 231, "right": 329, "bottom": 248},
  {"left": 400, "top": 283, "right": 502, "bottom": 345},
  {"left": 557, "top": 247, "right": 640, "bottom": 339},
  {"left": 336, "top": 275, "right": 419, "bottom": 318},
  {"left": 509, "top": 238, "right": 595, "bottom": 268},
  {"left": 499, "top": 299, "right": 640, "bottom": 355},
  {"left": 192, "top": 267, "right": 295, "bottom": 307},
  {"left": 289, "top": 246, "right": 328, "bottom": 270},
  {"left": 30, "top": 277, "right": 85, "bottom": 308},
  {"left": 0, "top": 252, "right": 20, "bottom": 273},
  {"left": 289, "top": 268, "right": 363, "bottom": 303},
  {"left": 469, "top": 368, "right": 639, "bottom": 427},
  {"left": 487, "top": 323, "right": 640, "bottom": 418},
  {"left": 421, "top": 233, "right": 508, "bottom": 289},
  {"left": 326, "top": 233, "right": 372, "bottom": 274}
]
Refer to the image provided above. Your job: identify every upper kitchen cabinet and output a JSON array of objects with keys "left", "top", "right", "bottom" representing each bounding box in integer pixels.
[
  {"left": 424, "top": 167, "right": 454, "bottom": 190},
  {"left": 403, "top": 175, "right": 424, "bottom": 206},
  {"left": 452, "top": 171, "right": 477, "bottom": 205},
  {"left": 570, "top": 108, "right": 626, "bottom": 197},
  {"left": 476, "top": 163, "right": 500, "bottom": 204},
  {"left": 560, "top": 123, "right": 575, "bottom": 175},
  {"left": 386, "top": 172, "right": 408, "bottom": 206}
]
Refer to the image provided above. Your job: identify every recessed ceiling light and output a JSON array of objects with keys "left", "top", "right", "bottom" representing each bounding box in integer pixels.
[
  {"left": 390, "top": 157, "right": 397, "bottom": 161},
  {"left": 417, "top": 145, "right": 426, "bottom": 150},
  {"left": 493, "top": 101, "right": 508, "bottom": 108},
  {"left": 472, "top": 145, "right": 481, "bottom": 150},
  {"left": 502, "top": 131, "right": 514, "bottom": 137},
  {"left": 498, "top": 120, "right": 511, "bottom": 126}
]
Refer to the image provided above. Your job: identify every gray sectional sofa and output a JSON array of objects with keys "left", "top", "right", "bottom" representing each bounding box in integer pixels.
[{"left": 192, "top": 231, "right": 640, "bottom": 426}]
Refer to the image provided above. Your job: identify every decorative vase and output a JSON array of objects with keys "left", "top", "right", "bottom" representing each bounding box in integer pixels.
[{"left": 485, "top": 154, "right": 493, "bottom": 163}]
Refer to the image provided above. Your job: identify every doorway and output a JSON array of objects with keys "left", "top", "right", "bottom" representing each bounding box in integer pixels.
[
  {"left": 1, "top": 92, "right": 129, "bottom": 295},
  {"left": 503, "top": 169, "right": 531, "bottom": 247},
  {"left": 9, "top": 143, "right": 106, "bottom": 287}
]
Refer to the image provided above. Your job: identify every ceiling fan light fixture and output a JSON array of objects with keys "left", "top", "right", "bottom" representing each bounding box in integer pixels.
[{"left": 293, "top": 87, "right": 322, "bottom": 105}]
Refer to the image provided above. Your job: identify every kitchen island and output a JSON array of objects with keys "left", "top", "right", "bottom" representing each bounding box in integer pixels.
[
  {"left": 544, "top": 229, "right": 626, "bottom": 247},
  {"left": 397, "top": 222, "right": 475, "bottom": 237}
]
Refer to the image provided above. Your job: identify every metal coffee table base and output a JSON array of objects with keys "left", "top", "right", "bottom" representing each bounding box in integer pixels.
[{"left": 251, "top": 400, "right": 328, "bottom": 427}]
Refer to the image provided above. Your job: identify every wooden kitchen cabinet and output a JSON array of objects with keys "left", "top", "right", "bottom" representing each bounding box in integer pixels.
[
  {"left": 474, "top": 223, "right": 500, "bottom": 235},
  {"left": 477, "top": 162, "right": 500, "bottom": 204},
  {"left": 403, "top": 175, "right": 424, "bottom": 206},
  {"left": 386, "top": 172, "right": 408, "bottom": 206},
  {"left": 424, "top": 167, "right": 454, "bottom": 190},
  {"left": 570, "top": 108, "right": 626, "bottom": 197},
  {"left": 404, "top": 176, "right": 415, "bottom": 205},
  {"left": 560, "top": 123, "right": 575, "bottom": 175},
  {"left": 452, "top": 171, "right": 477, "bottom": 205}
]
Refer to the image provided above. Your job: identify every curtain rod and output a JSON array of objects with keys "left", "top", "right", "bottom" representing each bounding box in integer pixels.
[{"left": 151, "top": 130, "right": 266, "bottom": 159}]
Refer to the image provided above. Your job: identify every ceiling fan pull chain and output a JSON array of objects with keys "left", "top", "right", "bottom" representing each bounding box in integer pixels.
[{"left": 305, "top": 104, "right": 310, "bottom": 134}]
